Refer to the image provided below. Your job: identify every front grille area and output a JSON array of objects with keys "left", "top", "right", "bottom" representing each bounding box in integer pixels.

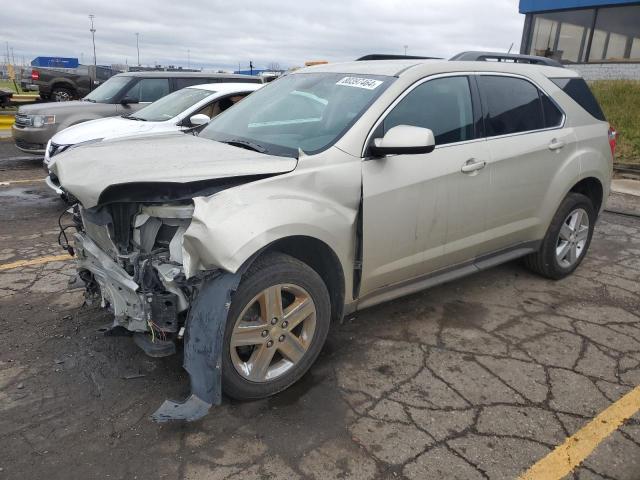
[
  {"left": 14, "top": 114, "right": 32, "bottom": 128},
  {"left": 15, "top": 138, "right": 46, "bottom": 151}
]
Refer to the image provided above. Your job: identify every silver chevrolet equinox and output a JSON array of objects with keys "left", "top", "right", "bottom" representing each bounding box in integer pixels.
[{"left": 51, "top": 55, "right": 614, "bottom": 420}]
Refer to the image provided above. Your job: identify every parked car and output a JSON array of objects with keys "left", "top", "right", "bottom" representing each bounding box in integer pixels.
[
  {"left": 12, "top": 71, "right": 263, "bottom": 154},
  {"left": 51, "top": 57, "right": 613, "bottom": 420},
  {"left": 44, "top": 82, "right": 263, "bottom": 193},
  {"left": 21, "top": 65, "right": 118, "bottom": 101}
]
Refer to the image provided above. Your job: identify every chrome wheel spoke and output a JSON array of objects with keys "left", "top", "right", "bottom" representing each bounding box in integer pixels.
[
  {"left": 231, "top": 324, "right": 267, "bottom": 347},
  {"left": 576, "top": 226, "right": 589, "bottom": 242},
  {"left": 559, "top": 223, "right": 573, "bottom": 241},
  {"left": 259, "top": 285, "right": 284, "bottom": 321},
  {"left": 247, "top": 344, "right": 276, "bottom": 381},
  {"left": 278, "top": 334, "right": 306, "bottom": 363},
  {"left": 568, "top": 243, "right": 578, "bottom": 264},
  {"left": 283, "top": 297, "right": 314, "bottom": 331},
  {"left": 557, "top": 241, "right": 571, "bottom": 261}
]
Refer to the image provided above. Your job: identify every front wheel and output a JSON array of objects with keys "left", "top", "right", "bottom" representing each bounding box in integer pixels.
[
  {"left": 524, "top": 192, "right": 596, "bottom": 279},
  {"left": 222, "top": 252, "right": 331, "bottom": 400},
  {"left": 52, "top": 87, "right": 74, "bottom": 102}
]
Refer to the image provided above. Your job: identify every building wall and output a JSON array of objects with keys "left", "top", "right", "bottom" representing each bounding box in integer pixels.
[{"left": 568, "top": 62, "right": 640, "bottom": 79}]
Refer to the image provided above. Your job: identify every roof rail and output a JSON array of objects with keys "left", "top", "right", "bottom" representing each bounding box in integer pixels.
[
  {"left": 356, "top": 54, "right": 441, "bottom": 61},
  {"left": 450, "top": 51, "right": 564, "bottom": 68}
]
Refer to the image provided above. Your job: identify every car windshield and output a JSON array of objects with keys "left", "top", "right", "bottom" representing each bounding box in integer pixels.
[
  {"left": 83, "top": 76, "right": 132, "bottom": 103},
  {"left": 128, "top": 88, "right": 214, "bottom": 122},
  {"left": 200, "top": 72, "right": 394, "bottom": 157}
]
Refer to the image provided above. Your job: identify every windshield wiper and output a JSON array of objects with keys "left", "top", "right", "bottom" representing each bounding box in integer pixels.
[
  {"left": 122, "top": 115, "right": 147, "bottom": 121},
  {"left": 83, "top": 98, "right": 96, "bottom": 103},
  {"left": 221, "top": 139, "right": 266, "bottom": 153}
]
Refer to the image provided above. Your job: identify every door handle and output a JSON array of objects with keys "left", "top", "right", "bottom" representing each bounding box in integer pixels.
[
  {"left": 548, "top": 139, "right": 565, "bottom": 151},
  {"left": 461, "top": 159, "right": 486, "bottom": 173}
]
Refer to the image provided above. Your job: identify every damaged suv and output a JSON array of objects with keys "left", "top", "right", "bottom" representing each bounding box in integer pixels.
[{"left": 51, "top": 57, "right": 613, "bottom": 421}]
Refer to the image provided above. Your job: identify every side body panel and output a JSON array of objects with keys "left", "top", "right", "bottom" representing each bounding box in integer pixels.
[
  {"left": 360, "top": 140, "right": 491, "bottom": 296},
  {"left": 182, "top": 147, "right": 362, "bottom": 303}
]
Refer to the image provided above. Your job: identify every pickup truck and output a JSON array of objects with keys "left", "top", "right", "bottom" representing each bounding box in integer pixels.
[{"left": 21, "top": 65, "right": 117, "bottom": 101}]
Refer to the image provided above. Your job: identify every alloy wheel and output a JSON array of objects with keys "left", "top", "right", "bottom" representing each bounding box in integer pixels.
[
  {"left": 556, "top": 207, "right": 590, "bottom": 268},
  {"left": 230, "top": 283, "right": 317, "bottom": 382}
]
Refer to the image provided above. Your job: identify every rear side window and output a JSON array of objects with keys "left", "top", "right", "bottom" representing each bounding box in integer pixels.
[
  {"left": 550, "top": 78, "right": 606, "bottom": 121},
  {"left": 384, "top": 76, "right": 475, "bottom": 146},
  {"left": 477, "top": 76, "right": 545, "bottom": 136}
]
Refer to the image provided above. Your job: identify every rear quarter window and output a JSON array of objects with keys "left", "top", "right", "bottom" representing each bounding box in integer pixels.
[{"left": 550, "top": 78, "right": 606, "bottom": 122}]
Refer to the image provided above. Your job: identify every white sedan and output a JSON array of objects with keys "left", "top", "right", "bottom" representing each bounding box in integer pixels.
[{"left": 44, "top": 82, "right": 263, "bottom": 168}]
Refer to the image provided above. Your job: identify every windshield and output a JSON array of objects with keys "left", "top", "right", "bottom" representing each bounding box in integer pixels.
[
  {"left": 200, "top": 72, "right": 394, "bottom": 157},
  {"left": 129, "top": 87, "right": 214, "bottom": 122},
  {"left": 84, "top": 76, "right": 132, "bottom": 102}
]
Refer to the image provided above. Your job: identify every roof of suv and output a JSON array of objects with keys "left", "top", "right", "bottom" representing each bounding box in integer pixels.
[{"left": 302, "top": 59, "right": 579, "bottom": 79}]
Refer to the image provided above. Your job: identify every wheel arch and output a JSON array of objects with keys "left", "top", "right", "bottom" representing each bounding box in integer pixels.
[
  {"left": 257, "top": 236, "right": 346, "bottom": 323},
  {"left": 569, "top": 176, "right": 604, "bottom": 214},
  {"left": 51, "top": 80, "right": 76, "bottom": 94}
]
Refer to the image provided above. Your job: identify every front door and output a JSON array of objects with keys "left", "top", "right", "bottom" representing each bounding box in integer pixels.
[{"left": 360, "top": 75, "right": 490, "bottom": 296}]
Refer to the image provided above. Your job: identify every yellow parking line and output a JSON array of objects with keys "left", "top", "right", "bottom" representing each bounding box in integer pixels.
[
  {"left": 0, "top": 254, "right": 72, "bottom": 271},
  {"left": 519, "top": 385, "right": 640, "bottom": 479},
  {"left": 0, "top": 178, "right": 46, "bottom": 186}
]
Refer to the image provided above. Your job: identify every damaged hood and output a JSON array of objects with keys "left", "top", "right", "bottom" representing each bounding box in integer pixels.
[{"left": 51, "top": 134, "right": 297, "bottom": 208}]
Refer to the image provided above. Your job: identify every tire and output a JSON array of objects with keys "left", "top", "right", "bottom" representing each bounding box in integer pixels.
[
  {"left": 221, "top": 252, "right": 331, "bottom": 400},
  {"left": 52, "top": 87, "right": 74, "bottom": 102},
  {"left": 524, "top": 192, "right": 596, "bottom": 280}
]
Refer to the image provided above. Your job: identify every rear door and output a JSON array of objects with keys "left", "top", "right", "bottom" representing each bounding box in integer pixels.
[
  {"left": 476, "top": 74, "right": 576, "bottom": 254},
  {"left": 360, "top": 75, "right": 491, "bottom": 295}
]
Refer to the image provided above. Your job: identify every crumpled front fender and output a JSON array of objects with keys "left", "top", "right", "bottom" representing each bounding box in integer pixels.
[{"left": 181, "top": 156, "right": 362, "bottom": 296}]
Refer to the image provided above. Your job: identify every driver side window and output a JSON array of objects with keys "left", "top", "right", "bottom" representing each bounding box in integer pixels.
[
  {"left": 124, "top": 78, "right": 170, "bottom": 103},
  {"left": 384, "top": 76, "right": 475, "bottom": 146}
]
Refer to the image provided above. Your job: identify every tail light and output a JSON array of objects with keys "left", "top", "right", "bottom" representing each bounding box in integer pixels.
[
  {"left": 31, "top": 69, "right": 39, "bottom": 81},
  {"left": 608, "top": 126, "right": 617, "bottom": 159}
]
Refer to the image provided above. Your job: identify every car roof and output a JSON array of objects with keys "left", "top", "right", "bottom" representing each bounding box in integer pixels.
[
  {"left": 186, "top": 82, "right": 263, "bottom": 93},
  {"left": 115, "top": 71, "right": 261, "bottom": 79},
  {"left": 301, "top": 59, "right": 579, "bottom": 79}
]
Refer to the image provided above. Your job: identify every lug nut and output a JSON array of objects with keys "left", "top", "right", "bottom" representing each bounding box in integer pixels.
[
  {"left": 271, "top": 317, "right": 278, "bottom": 325},
  {"left": 281, "top": 320, "right": 288, "bottom": 328},
  {"left": 266, "top": 340, "right": 274, "bottom": 348},
  {"left": 278, "top": 335, "right": 285, "bottom": 342},
  {"left": 261, "top": 330, "right": 269, "bottom": 337}
]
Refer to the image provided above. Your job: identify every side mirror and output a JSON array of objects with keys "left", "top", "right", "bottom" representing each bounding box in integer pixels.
[
  {"left": 189, "top": 114, "right": 211, "bottom": 127},
  {"left": 369, "top": 125, "right": 436, "bottom": 157},
  {"left": 120, "top": 96, "right": 139, "bottom": 105}
]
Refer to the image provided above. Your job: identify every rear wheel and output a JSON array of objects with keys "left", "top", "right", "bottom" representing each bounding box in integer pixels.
[
  {"left": 221, "top": 252, "right": 331, "bottom": 400},
  {"left": 524, "top": 192, "right": 595, "bottom": 279},
  {"left": 52, "top": 87, "right": 74, "bottom": 102}
]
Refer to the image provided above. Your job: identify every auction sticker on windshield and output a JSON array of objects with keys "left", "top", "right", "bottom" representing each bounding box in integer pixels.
[{"left": 336, "top": 77, "right": 383, "bottom": 90}]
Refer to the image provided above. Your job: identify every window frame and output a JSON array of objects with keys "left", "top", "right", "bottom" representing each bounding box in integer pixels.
[
  {"left": 362, "top": 71, "right": 566, "bottom": 158},
  {"left": 362, "top": 73, "right": 484, "bottom": 158},
  {"left": 474, "top": 72, "right": 566, "bottom": 141}
]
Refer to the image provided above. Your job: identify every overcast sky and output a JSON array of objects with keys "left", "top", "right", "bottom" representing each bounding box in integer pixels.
[{"left": 2, "top": 0, "right": 524, "bottom": 71}]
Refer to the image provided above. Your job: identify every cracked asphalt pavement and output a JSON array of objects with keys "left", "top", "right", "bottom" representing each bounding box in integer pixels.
[{"left": 0, "top": 140, "right": 639, "bottom": 479}]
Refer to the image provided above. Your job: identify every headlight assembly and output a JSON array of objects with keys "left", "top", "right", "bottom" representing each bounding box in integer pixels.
[{"left": 31, "top": 115, "right": 56, "bottom": 128}]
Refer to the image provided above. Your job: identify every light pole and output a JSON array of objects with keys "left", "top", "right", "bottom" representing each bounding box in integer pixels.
[
  {"left": 187, "top": 49, "right": 190, "bottom": 69},
  {"left": 89, "top": 14, "right": 97, "bottom": 66},
  {"left": 404, "top": 45, "right": 408, "bottom": 56},
  {"left": 135, "top": 33, "right": 140, "bottom": 66}
]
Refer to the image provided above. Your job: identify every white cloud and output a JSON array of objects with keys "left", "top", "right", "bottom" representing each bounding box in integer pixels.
[{"left": 1, "top": 0, "right": 524, "bottom": 70}]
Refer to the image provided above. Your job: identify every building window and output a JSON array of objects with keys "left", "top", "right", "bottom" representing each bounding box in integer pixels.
[
  {"left": 526, "top": 4, "right": 640, "bottom": 63},
  {"left": 528, "top": 8, "right": 595, "bottom": 63},
  {"left": 589, "top": 5, "right": 640, "bottom": 62}
]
